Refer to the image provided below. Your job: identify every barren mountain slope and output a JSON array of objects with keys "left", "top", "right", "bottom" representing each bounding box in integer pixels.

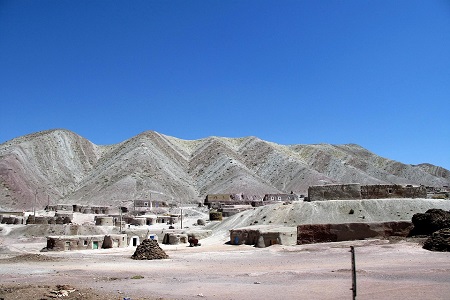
[
  {"left": 0, "top": 129, "right": 104, "bottom": 210},
  {"left": 0, "top": 129, "right": 449, "bottom": 211}
]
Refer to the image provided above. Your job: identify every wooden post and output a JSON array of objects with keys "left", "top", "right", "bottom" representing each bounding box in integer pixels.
[{"left": 350, "top": 246, "right": 357, "bottom": 300}]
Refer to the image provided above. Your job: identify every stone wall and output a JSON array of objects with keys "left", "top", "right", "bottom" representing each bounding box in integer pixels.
[
  {"left": 297, "top": 221, "right": 413, "bottom": 244},
  {"left": 361, "top": 184, "right": 426, "bottom": 199},
  {"left": 308, "top": 184, "right": 427, "bottom": 201},
  {"left": 308, "top": 184, "right": 362, "bottom": 201}
]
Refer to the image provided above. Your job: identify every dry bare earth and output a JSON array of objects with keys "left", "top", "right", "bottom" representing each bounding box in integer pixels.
[
  {"left": 1, "top": 199, "right": 450, "bottom": 299},
  {"left": 1, "top": 129, "right": 449, "bottom": 211},
  {"left": 0, "top": 239, "right": 450, "bottom": 300}
]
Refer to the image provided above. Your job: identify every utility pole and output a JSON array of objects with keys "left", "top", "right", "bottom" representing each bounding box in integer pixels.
[
  {"left": 350, "top": 246, "right": 357, "bottom": 300},
  {"left": 180, "top": 208, "right": 183, "bottom": 229}
]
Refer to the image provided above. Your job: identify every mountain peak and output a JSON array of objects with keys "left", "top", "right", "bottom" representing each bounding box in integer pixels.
[{"left": 1, "top": 130, "right": 449, "bottom": 211}]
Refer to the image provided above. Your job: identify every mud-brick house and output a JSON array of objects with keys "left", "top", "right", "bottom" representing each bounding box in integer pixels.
[
  {"left": 134, "top": 200, "right": 169, "bottom": 211},
  {"left": 45, "top": 234, "right": 127, "bottom": 251},
  {"left": 230, "top": 225, "right": 297, "bottom": 248},
  {"left": 94, "top": 216, "right": 114, "bottom": 226},
  {"left": 204, "top": 194, "right": 234, "bottom": 209},
  {"left": 0, "top": 215, "right": 24, "bottom": 224},
  {"left": 46, "top": 204, "right": 74, "bottom": 212},
  {"left": 263, "top": 193, "right": 298, "bottom": 203},
  {"left": 72, "top": 205, "right": 88, "bottom": 213},
  {"left": 88, "top": 206, "right": 110, "bottom": 214},
  {"left": 156, "top": 214, "right": 180, "bottom": 225}
]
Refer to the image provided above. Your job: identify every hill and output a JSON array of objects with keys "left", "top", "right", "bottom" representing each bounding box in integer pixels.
[{"left": 1, "top": 129, "right": 449, "bottom": 211}]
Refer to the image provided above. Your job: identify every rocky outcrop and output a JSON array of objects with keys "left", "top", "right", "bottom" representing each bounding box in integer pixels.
[
  {"left": 131, "top": 239, "right": 168, "bottom": 260},
  {"left": 423, "top": 229, "right": 450, "bottom": 252},
  {"left": 409, "top": 209, "right": 450, "bottom": 236}
]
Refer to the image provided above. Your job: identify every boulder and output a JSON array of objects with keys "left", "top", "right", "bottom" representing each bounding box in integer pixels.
[
  {"left": 423, "top": 228, "right": 450, "bottom": 252},
  {"left": 410, "top": 209, "right": 450, "bottom": 236}
]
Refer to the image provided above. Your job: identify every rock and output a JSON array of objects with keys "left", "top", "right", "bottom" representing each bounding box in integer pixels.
[
  {"left": 131, "top": 239, "right": 169, "bottom": 260},
  {"left": 410, "top": 209, "right": 450, "bottom": 236},
  {"left": 423, "top": 228, "right": 450, "bottom": 252}
]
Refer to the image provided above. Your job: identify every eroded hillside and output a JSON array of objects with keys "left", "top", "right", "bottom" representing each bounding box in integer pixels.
[{"left": 1, "top": 129, "right": 449, "bottom": 211}]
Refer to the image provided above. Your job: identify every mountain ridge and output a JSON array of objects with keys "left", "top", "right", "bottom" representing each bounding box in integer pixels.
[{"left": 1, "top": 129, "right": 449, "bottom": 211}]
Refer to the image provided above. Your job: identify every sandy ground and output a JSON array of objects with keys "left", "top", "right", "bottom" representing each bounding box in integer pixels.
[
  {"left": 2, "top": 202, "right": 450, "bottom": 300},
  {"left": 1, "top": 236, "right": 450, "bottom": 300}
]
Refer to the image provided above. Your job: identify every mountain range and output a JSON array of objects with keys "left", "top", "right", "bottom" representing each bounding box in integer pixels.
[{"left": 1, "top": 129, "right": 449, "bottom": 211}]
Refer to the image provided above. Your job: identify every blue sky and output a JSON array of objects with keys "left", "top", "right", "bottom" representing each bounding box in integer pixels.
[{"left": 1, "top": 1, "right": 449, "bottom": 169}]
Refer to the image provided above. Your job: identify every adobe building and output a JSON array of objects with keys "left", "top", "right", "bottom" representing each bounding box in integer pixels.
[
  {"left": 263, "top": 193, "right": 298, "bottom": 202},
  {"left": 308, "top": 184, "right": 426, "bottom": 201},
  {"left": 133, "top": 199, "right": 169, "bottom": 212},
  {"left": 0, "top": 215, "right": 24, "bottom": 224},
  {"left": 26, "top": 215, "right": 72, "bottom": 225},
  {"left": 204, "top": 194, "right": 234, "bottom": 209},
  {"left": 45, "top": 234, "right": 127, "bottom": 251},
  {"left": 94, "top": 216, "right": 114, "bottom": 226},
  {"left": 47, "top": 204, "right": 110, "bottom": 214},
  {"left": 46, "top": 204, "right": 74, "bottom": 212},
  {"left": 230, "top": 225, "right": 297, "bottom": 248}
]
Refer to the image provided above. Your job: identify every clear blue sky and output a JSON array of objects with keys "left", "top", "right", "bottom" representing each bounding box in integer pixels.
[{"left": 1, "top": 1, "right": 449, "bottom": 169}]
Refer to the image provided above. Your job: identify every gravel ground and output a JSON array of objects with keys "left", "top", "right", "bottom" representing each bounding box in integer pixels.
[{"left": 0, "top": 238, "right": 450, "bottom": 300}]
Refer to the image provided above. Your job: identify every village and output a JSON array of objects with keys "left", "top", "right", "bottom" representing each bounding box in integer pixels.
[
  {"left": 1, "top": 183, "right": 450, "bottom": 299},
  {"left": 1, "top": 183, "right": 448, "bottom": 251}
]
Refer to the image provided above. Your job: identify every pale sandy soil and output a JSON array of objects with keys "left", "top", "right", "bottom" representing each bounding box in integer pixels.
[
  {"left": 1, "top": 236, "right": 450, "bottom": 300},
  {"left": 2, "top": 202, "right": 450, "bottom": 300}
]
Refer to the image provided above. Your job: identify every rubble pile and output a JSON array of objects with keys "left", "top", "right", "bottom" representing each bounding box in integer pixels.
[
  {"left": 409, "top": 209, "right": 450, "bottom": 252},
  {"left": 410, "top": 209, "right": 450, "bottom": 236},
  {"left": 423, "top": 228, "right": 450, "bottom": 252},
  {"left": 131, "top": 239, "right": 169, "bottom": 260}
]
